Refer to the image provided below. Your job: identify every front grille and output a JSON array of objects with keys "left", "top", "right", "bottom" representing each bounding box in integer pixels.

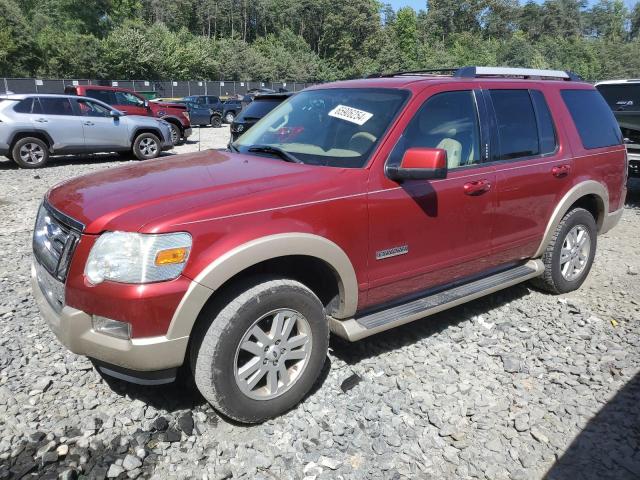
[{"left": 33, "top": 202, "right": 83, "bottom": 282}]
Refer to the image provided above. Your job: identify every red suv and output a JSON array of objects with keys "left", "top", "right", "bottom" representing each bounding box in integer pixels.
[
  {"left": 64, "top": 85, "right": 192, "bottom": 144},
  {"left": 34, "top": 67, "right": 626, "bottom": 423}
]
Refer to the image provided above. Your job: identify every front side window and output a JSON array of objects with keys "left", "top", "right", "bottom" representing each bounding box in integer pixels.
[
  {"left": 389, "top": 90, "right": 481, "bottom": 170},
  {"left": 77, "top": 99, "right": 111, "bottom": 117},
  {"left": 115, "top": 91, "right": 144, "bottom": 107},
  {"left": 562, "top": 89, "right": 623, "bottom": 149},
  {"left": 233, "top": 88, "right": 409, "bottom": 168},
  {"left": 490, "top": 90, "right": 539, "bottom": 160},
  {"left": 37, "top": 97, "right": 74, "bottom": 116}
]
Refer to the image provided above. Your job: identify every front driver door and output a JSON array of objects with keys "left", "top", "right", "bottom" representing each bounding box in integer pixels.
[
  {"left": 366, "top": 87, "right": 498, "bottom": 308},
  {"left": 74, "top": 98, "right": 130, "bottom": 150}
]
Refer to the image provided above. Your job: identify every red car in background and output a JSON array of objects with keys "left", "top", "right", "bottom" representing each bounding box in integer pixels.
[{"left": 64, "top": 85, "right": 192, "bottom": 144}]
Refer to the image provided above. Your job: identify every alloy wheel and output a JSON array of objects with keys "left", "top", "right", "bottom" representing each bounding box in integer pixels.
[
  {"left": 19, "top": 143, "right": 45, "bottom": 165},
  {"left": 233, "top": 308, "right": 312, "bottom": 401},
  {"left": 560, "top": 225, "right": 591, "bottom": 281},
  {"left": 139, "top": 137, "right": 158, "bottom": 157}
]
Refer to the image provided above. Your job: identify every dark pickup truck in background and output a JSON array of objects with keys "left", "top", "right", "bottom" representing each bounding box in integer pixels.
[
  {"left": 596, "top": 80, "right": 640, "bottom": 177},
  {"left": 183, "top": 95, "right": 242, "bottom": 124}
]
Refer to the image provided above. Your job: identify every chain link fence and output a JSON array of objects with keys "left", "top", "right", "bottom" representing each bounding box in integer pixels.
[{"left": 0, "top": 78, "right": 317, "bottom": 96}]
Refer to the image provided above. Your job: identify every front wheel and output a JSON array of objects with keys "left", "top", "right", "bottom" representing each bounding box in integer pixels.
[
  {"left": 531, "top": 207, "right": 597, "bottom": 294},
  {"left": 224, "top": 111, "right": 235, "bottom": 123},
  {"left": 210, "top": 115, "right": 222, "bottom": 128},
  {"left": 191, "top": 278, "right": 328, "bottom": 423},
  {"left": 168, "top": 123, "right": 182, "bottom": 145},
  {"left": 132, "top": 133, "right": 161, "bottom": 160}
]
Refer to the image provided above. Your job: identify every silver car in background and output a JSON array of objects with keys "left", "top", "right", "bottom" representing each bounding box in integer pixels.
[{"left": 0, "top": 94, "right": 173, "bottom": 168}]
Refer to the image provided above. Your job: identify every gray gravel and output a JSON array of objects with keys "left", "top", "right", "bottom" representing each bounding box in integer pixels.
[{"left": 1, "top": 129, "right": 639, "bottom": 479}]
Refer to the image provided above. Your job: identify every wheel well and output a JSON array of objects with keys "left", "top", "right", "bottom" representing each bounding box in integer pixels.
[
  {"left": 162, "top": 118, "right": 183, "bottom": 132},
  {"left": 132, "top": 128, "right": 162, "bottom": 141},
  {"left": 185, "top": 255, "right": 342, "bottom": 369},
  {"left": 10, "top": 132, "right": 52, "bottom": 152},
  {"left": 213, "top": 255, "right": 341, "bottom": 313},
  {"left": 567, "top": 194, "right": 605, "bottom": 230}
]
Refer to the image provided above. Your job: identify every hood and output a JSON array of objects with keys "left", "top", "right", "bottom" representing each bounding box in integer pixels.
[
  {"left": 46, "top": 150, "right": 358, "bottom": 234},
  {"left": 153, "top": 101, "right": 187, "bottom": 110}
]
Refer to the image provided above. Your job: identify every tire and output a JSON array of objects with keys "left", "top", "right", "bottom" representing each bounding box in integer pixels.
[
  {"left": 11, "top": 137, "right": 50, "bottom": 168},
  {"left": 132, "top": 133, "right": 161, "bottom": 160},
  {"left": 211, "top": 115, "right": 222, "bottom": 128},
  {"left": 531, "top": 207, "right": 597, "bottom": 294},
  {"left": 168, "top": 123, "right": 182, "bottom": 145},
  {"left": 224, "top": 111, "right": 235, "bottom": 123},
  {"left": 191, "top": 277, "right": 329, "bottom": 423}
]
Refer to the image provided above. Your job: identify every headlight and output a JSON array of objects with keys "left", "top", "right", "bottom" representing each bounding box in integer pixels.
[{"left": 85, "top": 232, "right": 191, "bottom": 285}]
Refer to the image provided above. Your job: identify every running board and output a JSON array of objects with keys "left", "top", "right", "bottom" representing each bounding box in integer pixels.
[{"left": 329, "top": 259, "right": 544, "bottom": 341}]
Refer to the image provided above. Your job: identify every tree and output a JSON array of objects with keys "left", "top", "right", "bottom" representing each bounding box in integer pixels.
[
  {"left": 394, "top": 7, "right": 419, "bottom": 64},
  {"left": 584, "top": 0, "right": 627, "bottom": 41}
]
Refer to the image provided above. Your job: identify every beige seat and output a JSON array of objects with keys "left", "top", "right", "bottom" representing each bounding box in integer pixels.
[
  {"left": 437, "top": 137, "right": 462, "bottom": 168},
  {"left": 349, "top": 132, "right": 376, "bottom": 155}
]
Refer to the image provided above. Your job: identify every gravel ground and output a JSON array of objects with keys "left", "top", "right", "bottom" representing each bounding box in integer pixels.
[{"left": 0, "top": 126, "right": 639, "bottom": 480}]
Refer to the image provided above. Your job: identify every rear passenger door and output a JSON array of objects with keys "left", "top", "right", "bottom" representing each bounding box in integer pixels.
[
  {"left": 31, "top": 97, "right": 85, "bottom": 153},
  {"left": 485, "top": 88, "right": 572, "bottom": 264}
]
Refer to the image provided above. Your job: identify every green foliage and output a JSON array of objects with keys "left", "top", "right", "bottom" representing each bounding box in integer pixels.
[{"left": 1, "top": 0, "right": 640, "bottom": 82}]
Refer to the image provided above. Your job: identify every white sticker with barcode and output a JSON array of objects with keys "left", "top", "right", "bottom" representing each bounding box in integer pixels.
[{"left": 328, "top": 105, "right": 373, "bottom": 125}]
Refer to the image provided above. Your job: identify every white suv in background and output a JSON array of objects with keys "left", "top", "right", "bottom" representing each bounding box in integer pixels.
[{"left": 0, "top": 94, "right": 173, "bottom": 168}]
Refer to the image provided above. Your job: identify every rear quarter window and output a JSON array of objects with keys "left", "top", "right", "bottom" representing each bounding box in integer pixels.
[{"left": 561, "top": 89, "right": 622, "bottom": 149}]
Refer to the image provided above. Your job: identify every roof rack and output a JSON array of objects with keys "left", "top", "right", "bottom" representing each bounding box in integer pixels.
[{"left": 366, "top": 66, "right": 583, "bottom": 81}]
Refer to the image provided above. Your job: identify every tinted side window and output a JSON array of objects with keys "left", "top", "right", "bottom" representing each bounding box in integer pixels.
[
  {"left": 561, "top": 89, "right": 623, "bottom": 149},
  {"left": 531, "top": 90, "right": 557, "bottom": 155},
  {"left": 596, "top": 84, "right": 640, "bottom": 112},
  {"left": 38, "top": 97, "right": 74, "bottom": 116},
  {"left": 77, "top": 99, "right": 111, "bottom": 117},
  {"left": 489, "top": 90, "right": 539, "bottom": 160},
  {"left": 85, "top": 89, "right": 116, "bottom": 105},
  {"left": 13, "top": 98, "right": 33, "bottom": 113},
  {"left": 389, "top": 90, "right": 481, "bottom": 169}
]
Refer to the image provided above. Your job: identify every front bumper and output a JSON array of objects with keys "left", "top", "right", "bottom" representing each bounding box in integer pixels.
[{"left": 31, "top": 261, "right": 188, "bottom": 375}]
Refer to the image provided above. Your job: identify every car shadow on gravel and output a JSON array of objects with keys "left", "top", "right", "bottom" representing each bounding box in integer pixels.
[
  {"left": 545, "top": 371, "right": 640, "bottom": 480},
  {"left": 0, "top": 152, "right": 177, "bottom": 170},
  {"left": 329, "top": 283, "right": 532, "bottom": 365}
]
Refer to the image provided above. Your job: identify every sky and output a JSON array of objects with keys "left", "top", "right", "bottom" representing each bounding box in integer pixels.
[{"left": 387, "top": 0, "right": 639, "bottom": 12}]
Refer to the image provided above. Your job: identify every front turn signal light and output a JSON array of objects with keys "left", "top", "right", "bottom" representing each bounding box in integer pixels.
[{"left": 155, "top": 247, "right": 189, "bottom": 266}]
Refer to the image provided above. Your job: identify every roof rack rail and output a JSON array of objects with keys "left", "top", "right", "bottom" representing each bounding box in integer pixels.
[
  {"left": 366, "top": 68, "right": 458, "bottom": 79},
  {"left": 454, "top": 66, "right": 583, "bottom": 81},
  {"left": 365, "top": 66, "right": 583, "bottom": 81}
]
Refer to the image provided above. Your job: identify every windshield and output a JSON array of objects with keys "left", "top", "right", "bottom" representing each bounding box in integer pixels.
[{"left": 233, "top": 88, "right": 409, "bottom": 168}]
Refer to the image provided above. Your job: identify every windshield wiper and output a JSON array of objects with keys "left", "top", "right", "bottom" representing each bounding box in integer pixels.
[
  {"left": 228, "top": 143, "right": 240, "bottom": 152},
  {"left": 247, "top": 145, "right": 303, "bottom": 164}
]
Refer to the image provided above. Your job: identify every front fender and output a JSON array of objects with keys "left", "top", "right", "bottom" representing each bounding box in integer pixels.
[{"left": 166, "top": 233, "right": 358, "bottom": 339}]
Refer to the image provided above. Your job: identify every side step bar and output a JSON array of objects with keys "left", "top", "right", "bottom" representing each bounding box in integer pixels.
[{"left": 329, "top": 259, "right": 544, "bottom": 341}]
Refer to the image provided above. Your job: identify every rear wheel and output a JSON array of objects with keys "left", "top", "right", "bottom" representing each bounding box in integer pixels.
[
  {"left": 211, "top": 115, "right": 222, "bottom": 128},
  {"left": 191, "top": 278, "right": 328, "bottom": 423},
  {"left": 11, "top": 137, "right": 49, "bottom": 168},
  {"left": 531, "top": 207, "right": 597, "bottom": 294},
  {"left": 132, "top": 133, "right": 161, "bottom": 160}
]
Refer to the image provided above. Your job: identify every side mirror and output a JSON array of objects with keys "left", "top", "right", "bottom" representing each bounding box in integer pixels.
[
  {"left": 109, "top": 109, "right": 121, "bottom": 118},
  {"left": 386, "top": 147, "right": 448, "bottom": 181}
]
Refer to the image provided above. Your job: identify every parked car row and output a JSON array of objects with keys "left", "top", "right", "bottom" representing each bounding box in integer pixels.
[{"left": 0, "top": 94, "right": 173, "bottom": 168}]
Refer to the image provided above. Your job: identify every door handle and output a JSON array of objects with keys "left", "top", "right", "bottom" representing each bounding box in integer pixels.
[
  {"left": 34, "top": 118, "right": 48, "bottom": 123},
  {"left": 83, "top": 121, "right": 95, "bottom": 126},
  {"left": 464, "top": 179, "right": 491, "bottom": 196},
  {"left": 552, "top": 164, "right": 571, "bottom": 178}
]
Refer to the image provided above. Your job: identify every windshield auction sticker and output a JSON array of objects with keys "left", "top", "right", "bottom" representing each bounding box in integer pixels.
[{"left": 328, "top": 105, "right": 373, "bottom": 125}]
